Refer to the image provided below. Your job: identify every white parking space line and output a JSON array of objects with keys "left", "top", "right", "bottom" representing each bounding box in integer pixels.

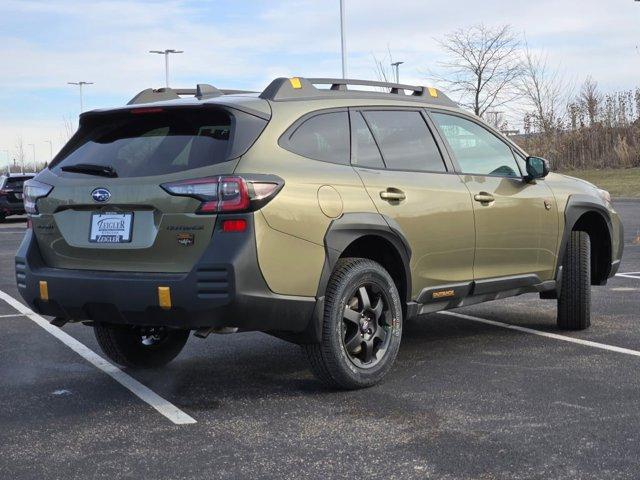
[
  {"left": 616, "top": 273, "right": 640, "bottom": 280},
  {"left": 0, "top": 289, "right": 196, "bottom": 425},
  {"left": 440, "top": 311, "right": 640, "bottom": 358}
]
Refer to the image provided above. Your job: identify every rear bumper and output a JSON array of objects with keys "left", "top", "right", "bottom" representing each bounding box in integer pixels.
[{"left": 15, "top": 215, "right": 318, "bottom": 332}]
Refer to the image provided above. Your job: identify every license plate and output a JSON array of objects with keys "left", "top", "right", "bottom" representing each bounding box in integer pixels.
[{"left": 89, "top": 212, "right": 133, "bottom": 243}]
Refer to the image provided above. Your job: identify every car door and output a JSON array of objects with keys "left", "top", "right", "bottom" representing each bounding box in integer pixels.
[
  {"left": 351, "top": 108, "right": 476, "bottom": 299},
  {"left": 429, "top": 111, "right": 559, "bottom": 283}
]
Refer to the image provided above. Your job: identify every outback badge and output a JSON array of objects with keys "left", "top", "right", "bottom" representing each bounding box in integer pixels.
[{"left": 176, "top": 233, "right": 195, "bottom": 247}]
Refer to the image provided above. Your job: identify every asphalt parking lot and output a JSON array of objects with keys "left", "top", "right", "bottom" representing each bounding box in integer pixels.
[{"left": 1, "top": 201, "right": 639, "bottom": 480}]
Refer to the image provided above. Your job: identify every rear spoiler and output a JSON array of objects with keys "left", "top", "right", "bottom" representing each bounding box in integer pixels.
[{"left": 127, "top": 85, "right": 257, "bottom": 105}]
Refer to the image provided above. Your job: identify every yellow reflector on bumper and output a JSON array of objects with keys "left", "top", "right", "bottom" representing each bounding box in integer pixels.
[
  {"left": 39, "top": 281, "right": 49, "bottom": 301},
  {"left": 158, "top": 286, "right": 172, "bottom": 309},
  {"left": 428, "top": 87, "right": 438, "bottom": 98},
  {"left": 290, "top": 77, "right": 302, "bottom": 89}
]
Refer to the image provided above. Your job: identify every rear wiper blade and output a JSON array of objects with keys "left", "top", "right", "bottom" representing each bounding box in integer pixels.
[{"left": 61, "top": 163, "right": 118, "bottom": 178}]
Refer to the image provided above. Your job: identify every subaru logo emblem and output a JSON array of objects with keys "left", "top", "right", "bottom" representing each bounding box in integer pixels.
[{"left": 91, "top": 188, "right": 111, "bottom": 203}]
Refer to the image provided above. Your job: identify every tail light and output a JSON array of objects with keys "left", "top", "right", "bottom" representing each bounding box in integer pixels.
[
  {"left": 161, "top": 175, "right": 283, "bottom": 214},
  {"left": 23, "top": 180, "right": 53, "bottom": 214}
]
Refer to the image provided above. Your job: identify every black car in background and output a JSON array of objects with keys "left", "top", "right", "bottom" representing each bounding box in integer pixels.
[{"left": 0, "top": 173, "right": 35, "bottom": 221}]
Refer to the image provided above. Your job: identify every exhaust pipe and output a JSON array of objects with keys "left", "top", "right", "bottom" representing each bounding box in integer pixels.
[
  {"left": 193, "top": 326, "right": 239, "bottom": 339},
  {"left": 50, "top": 317, "right": 68, "bottom": 328}
]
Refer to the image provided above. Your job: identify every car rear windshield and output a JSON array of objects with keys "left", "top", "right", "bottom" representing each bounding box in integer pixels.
[
  {"left": 51, "top": 108, "right": 264, "bottom": 178},
  {"left": 2, "top": 177, "right": 32, "bottom": 189}
]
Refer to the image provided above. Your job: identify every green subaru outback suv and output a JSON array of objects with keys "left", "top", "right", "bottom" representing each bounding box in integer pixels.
[{"left": 16, "top": 77, "right": 623, "bottom": 389}]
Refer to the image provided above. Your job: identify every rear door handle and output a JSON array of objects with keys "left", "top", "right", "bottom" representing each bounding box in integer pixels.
[
  {"left": 473, "top": 192, "right": 495, "bottom": 203},
  {"left": 380, "top": 189, "right": 406, "bottom": 201}
]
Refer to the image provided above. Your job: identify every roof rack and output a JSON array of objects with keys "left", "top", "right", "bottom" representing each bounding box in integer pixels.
[
  {"left": 259, "top": 77, "right": 457, "bottom": 106},
  {"left": 127, "top": 84, "right": 256, "bottom": 105}
]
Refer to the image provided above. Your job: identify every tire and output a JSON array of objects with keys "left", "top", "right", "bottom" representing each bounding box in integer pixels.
[
  {"left": 557, "top": 230, "right": 591, "bottom": 330},
  {"left": 94, "top": 324, "right": 190, "bottom": 368},
  {"left": 303, "top": 258, "right": 403, "bottom": 390}
]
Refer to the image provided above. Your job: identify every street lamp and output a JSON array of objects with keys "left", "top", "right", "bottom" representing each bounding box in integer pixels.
[
  {"left": 149, "top": 49, "right": 183, "bottom": 88},
  {"left": 486, "top": 110, "right": 504, "bottom": 129},
  {"left": 391, "top": 61, "right": 404, "bottom": 84},
  {"left": 339, "top": 0, "right": 347, "bottom": 78},
  {"left": 67, "top": 81, "right": 94, "bottom": 113}
]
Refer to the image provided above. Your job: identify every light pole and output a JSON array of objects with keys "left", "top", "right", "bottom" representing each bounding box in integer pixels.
[
  {"left": 67, "top": 81, "right": 94, "bottom": 113},
  {"left": 27, "top": 143, "right": 35, "bottom": 173},
  {"left": 339, "top": 0, "right": 347, "bottom": 78},
  {"left": 149, "top": 49, "right": 183, "bottom": 87},
  {"left": 486, "top": 110, "right": 504, "bottom": 129},
  {"left": 44, "top": 140, "right": 53, "bottom": 164},
  {"left": 391, "top": 61, "right": 404, "bottom": 84}
]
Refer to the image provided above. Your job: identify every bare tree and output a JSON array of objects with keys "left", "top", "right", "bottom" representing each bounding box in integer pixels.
[
  {"left": 61, "top": 115, "right": 76, "bottom": 142},
  {"left": 431, "top": 24, "right": 522, "bottom": 117},
  {"left": 579, "top": 76, "right": 601, "bottom": 126},
  {"left": 519, "top": 43, "right": 571, "bottom": 134},
  {"left": 516, "top": 84, "right": 640, "bottom": 170},
  {"left": 372, "top": 46, "right": 395, "bottom": 86},
  {"left": 14, "top": 136, "right": 26, "bottom": 173}
]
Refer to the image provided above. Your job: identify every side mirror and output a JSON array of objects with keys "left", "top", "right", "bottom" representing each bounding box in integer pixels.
[{"left": 525, "top": 156, "right": 550, "bottom": 182}]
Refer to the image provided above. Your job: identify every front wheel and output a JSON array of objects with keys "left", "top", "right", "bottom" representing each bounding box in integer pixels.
[
  {"left": 94, "top": 324, "right": 189, "bottom": 368},
  {"left": 304, "top": 258, "right": 403, "bottom": 390},
  {"left": 557, "top": 230, "right": 591, "bottom": 330}
]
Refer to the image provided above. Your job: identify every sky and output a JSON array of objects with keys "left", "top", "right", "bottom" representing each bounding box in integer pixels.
[{"left": 0, "top": 0, "right": 639, "bottom": 168}]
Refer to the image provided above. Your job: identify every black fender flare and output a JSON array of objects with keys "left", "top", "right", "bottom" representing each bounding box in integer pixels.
[
  {"left": 287, "top": 212, "right": 411, "bottom": 344},
  {"left": 316, "top": 212, "right": 412, "bottom": 300},
  {"left": 556, "top": 194, "right": 615, "bottom": 284},
  {"left": 276, "top": 213, "right": 413, "bottom": 345}
]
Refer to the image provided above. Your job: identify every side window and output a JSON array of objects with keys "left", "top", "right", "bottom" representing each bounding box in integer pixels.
[
  {"left": 431, "top": 112, "right": 520, "bottom": 177},
  {"left": 362, "top": 110, "right": 446, "bottom": 172},
  {"left": 351, "top": 112, "right": 384, "bottom": 168},
  {"left": 284, "top": 111, "right": 350, "bottom": 164},
  {"left": 513, "top": 151, "right": 527, "bottom": 176}
]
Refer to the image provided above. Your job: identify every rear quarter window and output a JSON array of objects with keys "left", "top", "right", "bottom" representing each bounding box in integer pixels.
[{"left": 281, "top": 111, "right": 350, "bottom": 165}]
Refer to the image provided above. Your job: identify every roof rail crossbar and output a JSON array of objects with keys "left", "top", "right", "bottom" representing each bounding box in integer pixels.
[
  {"left": 127, "top": 83, "right": 224, "bottom": 105},
  {"left": 307, "top": 78, "right": 425, "bottom": 95},
  {"left": 259, "top": 77, "right": 457, "bottom": 107}
]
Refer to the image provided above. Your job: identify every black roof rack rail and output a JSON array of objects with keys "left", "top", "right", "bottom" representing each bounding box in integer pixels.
[
  {"left": 259, "top": 77, "right": 457, "bottom": 106},
  {"left": 127, "top": 84, "right": 257, "bottom": 105}
]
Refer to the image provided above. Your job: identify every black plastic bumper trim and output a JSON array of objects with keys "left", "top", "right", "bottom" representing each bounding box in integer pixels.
[{"left": 15, "top": 215, "right": 317, "bottom": 333}]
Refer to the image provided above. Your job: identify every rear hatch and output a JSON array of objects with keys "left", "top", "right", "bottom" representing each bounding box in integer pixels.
[
  {"left": 1, "top": 176, "right": 32, "bottom": 204},
  {"left": 32, "top": 104, "right": 268, "bottom": 273}
]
